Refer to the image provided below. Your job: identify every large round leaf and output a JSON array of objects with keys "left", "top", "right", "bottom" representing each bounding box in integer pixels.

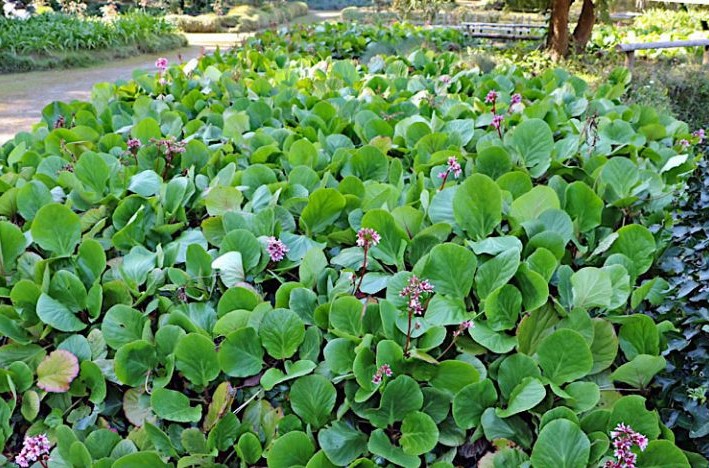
[
  {"left": 259, "top": 308, "right": 305, "bottom": 359},
  {"left": 452, "top": 379, "right": 498, "bottom": 429},
  {"left": 318, "top": 421, "right": 368, "bottom": 466},
  {"left": 400, "top": 411, "right": 439, "bottom": 455},
  {"left": 30, "top": 203, "right": 81, "bottom": 256},
  {"left": 290, "top": 375, "right": 336, "bottom": 429},
  {"left": 175, "top": 333, "right": 220, "bottom": 387},
  {"left": 266, "top": 431, "right": 314, "bottom": 468},
  {"left": 114, "top": 340, "right": 157, "bottom": 387},
  {"left": 508, "top": 118, "right": 554, "bottom": 178},
  {"left": 453, "top": 173, "right": 502, "bottom": 240},
  {"left": 218, "top": 327, "right": 264, "bottom": 378},
  {"left": 536, "top": 329, "right": 593, "bottom": 384},
  {"left": 413, "top": 243, "right": 476, "bottom": 297},
  {"left": 530, "top": 419, "right": 590, "bottom": 468},
  {"left": 150, "top": 388, "right": 202, "bottom": 423}
]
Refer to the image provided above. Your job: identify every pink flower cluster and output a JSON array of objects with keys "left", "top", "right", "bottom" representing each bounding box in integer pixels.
[
  {"left": 485, "top": 90, "right": 498, "bottom": 104},
  {"left": 679, "top": 139, "right": 691, "bottom": 149},
  {"left": 604, "top": 423, "right": 648, "bottom": 468},
  {"left": 453, "top": 320, "right": 473, "bottom": 337},
  {"left": 155, "top": 57, "right": 169, "bottom": 85},
  {"left": 438, "top": 156, "right": 462, "bottom": 180},
  {"left": 693, "top": 128, "right": 705, "bottom": 143},
  {"left": 356, "top": 228, "right": 381, "bottom": 248},
  {"left": 510, "top": 93, "right": 522, "bottom": 105},
  {"left": 155, "top": 57, "right": 169, "bottom": 70},
  {"left": 371, "top": 364, "right": 393, "bottom": 385},
  {"left": 400, "top": 275, "right": 435, "bottom": 316},
  {"left": 15, "top": 434, "right": 51, "bottom": 468},
  {"left": 492, "top": 114, "right": 504, "bottom": 130},
  {"left": 266, "top": 237, "right": 289, "bottom": 262},
  {"left": 152, "top": 137, "right": 186, "bottom": 157},
  {"left": 127, "top": 138, "right": 141, "bottom": 152}
]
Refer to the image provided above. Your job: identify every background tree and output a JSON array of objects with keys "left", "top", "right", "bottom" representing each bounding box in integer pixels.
[{"left": 547, "top": 0, "right": 601, "bottom": 58}]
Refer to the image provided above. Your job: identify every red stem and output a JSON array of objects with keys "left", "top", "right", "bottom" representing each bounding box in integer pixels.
[
  {"left": 438, "top": 169, "right": 450, "bottom": 191},
  {"left": 354, "top": 245, "right": 368, "bottom": 295},
  {"left": 403, "top": 309, "right": 413, "bottom": 357}
]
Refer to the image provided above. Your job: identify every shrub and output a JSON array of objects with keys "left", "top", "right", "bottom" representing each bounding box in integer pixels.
[
  {"left": 0, "top": 22, "right": 704, "bottom": 467},
  {"left": 167, "top": 2, "right": 308, "bottom": 32}
]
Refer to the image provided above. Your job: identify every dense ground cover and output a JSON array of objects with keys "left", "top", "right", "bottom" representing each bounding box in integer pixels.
[
  {"left": 0, "top": 13, "right": 186, "bottom": 73},
  {"left": 0, "top": 22, "right": 706, "bottom": 468}
]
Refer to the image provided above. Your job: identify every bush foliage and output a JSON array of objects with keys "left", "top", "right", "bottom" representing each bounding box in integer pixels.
[
  {"left": 166, "top": 2, "right": 309, "bottom": 33},
  {"left": 0, "top": 22, "right": 705, "bottom": 467}
]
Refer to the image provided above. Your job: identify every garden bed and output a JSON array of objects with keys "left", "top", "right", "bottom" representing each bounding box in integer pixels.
[
  {"left": 0, "top": 12, "right": 186, "bottom": 74},
  {"left": 0, "top": 21, "right": 706, "bottom": 468}
]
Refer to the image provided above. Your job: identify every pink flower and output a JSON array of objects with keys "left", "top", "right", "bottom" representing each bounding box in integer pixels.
[
  {"left": 440, "top": 75, "right": 452, "bottom": 85},
  {"left": 510, "top": 93, "right": 522, "bottom": 105},
  {"left": 438, "top": 156, "right": 462, "bottom": 180},
  {"left": 155, "top": 57, "right": 168, "bottom": 70},
  {"left": 693, "top": 128, "right": 705, "bottom": 143},
  {"left": 679, "top": 139, "right": 690, "bottom": 148},
  {"left": 400, "top": 275, "right": 435, "bottom": 316},
  {"left": 356, "top": 228, "right": 381, "bottom": 248},
  {"left": 491, "top": 114, "right": 504, "bottom": 130},
  {"left": 372, "top": 364, "right": 393, "bottom": 385},
  {"left": 604, "top": 423, "right": 648, "bottom": 468},
  {"left": 485, "top": 90, "right": 498, "bottom": 104},
  {"left": 453, "top": 320, "right": 474, "bottom": 337},
  {"left": 266, "top": 237, "right": 289, "bottom": 262},
  {"left": 127, "top": 138, "right": 141, "bottom": 152},
  {"left": 15, "top": 434, "right": 51, "bottom": 468}
]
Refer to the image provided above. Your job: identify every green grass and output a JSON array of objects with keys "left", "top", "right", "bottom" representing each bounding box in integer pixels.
[{"left": 0, "top": 12, "right": 187, "bottom": 74}]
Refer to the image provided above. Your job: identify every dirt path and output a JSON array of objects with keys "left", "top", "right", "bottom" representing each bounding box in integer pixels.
[{"left": 0, "top": 10, "right": 340, "bottom": 144}]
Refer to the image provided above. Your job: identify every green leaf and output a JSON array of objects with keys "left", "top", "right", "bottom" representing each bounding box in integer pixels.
[
  {"left": 400, "top": 411, "right": 439, "bottom": 455},
  {"left": 485, "top": 284, "right": 522, "bottom": 331},
  {"left": 260, "top": 360, "right": 316, "bottom": 391},
  {"left": 571, "top": 267, "right": 612, "bottom": 310},
  {"left": 496, "top": 377, "right": 546, "bottom": 418},
  {"left": 635, "top": 440, "right": 690, "bottom": 468},
  {"left": 218, "top": 327, "right": 264, "bottom": 377},
  {"left": 453, "top": 173, "right": 502, "bottom": 240},
  {"left": 113, "top": 452, "right": 168, "bottom": 468},
  {"left": 290, "top": 375, "right": 336, "bottom": 429},
  {"left": 30, "top": 203, "right": 82, "bottom": 256},
  {"left": 430, "top": 360, "right": 480, "bottom": 396},
  {"left": 618, "top": 314, "right": 659, "bottom": 360},
  {"left": 175, "top": 333, "right": 220, "bottom": 387},
  {"left": 36, "top": 350, "right": 79, "bottom": 393},
  {"left": 237, "top": 433, "right": 263, "bottom": 465},
  {"left": 37, "top": 293, "right": 85, "bottom": 332},
  {"left": 300, "top": 188, "right": 345, "bottom": 234},
  {"left": 607, "top": 224, "right": 656, "bottom": 277},
  {"left": 536, "top": 329, "right": 593, "bottom": 385},
  {"left": 361, "top": 209, "right": 408, "bottom": 267},
  {"left": 266, "top": 431, "right": 314, "bottom": 468},
  {"left": 0, "top": 221, "right": 25, "bottom": 274},
  {"left": 150, "top": 387, "right": 202, "bottom": 423},
  {"left": 318, "top": 421, "right": 368, "bottom": 466},
  {"left": 589, "top": 318, "right": 618, "bottom": 374},
  {"left": 610, "top": 354, "right": 666, "bottom": 389},
  {"left": 562, "top": 381, "right": 600, "bottom": 413},
  {"left": 564, "top": 181, "right": 603, "bottom": 232},
  {"left": 367, "top": 429, "right": 420, "bottom": 468},
  {"left": 607, "top": 395, "right": 661, "bottom": 440},
  {"left": 17, "top": 181, "right": 52, "bottom": 222},
  {"left": 453, "top": 379, "right": 498, "bottom": 429},
  {"left": 114, "top": 340, "right": 157, "bottom": 387},
  {"left": 414, "top": 243, "right": 476, "bottom": 297},
  {"left": 509, "top": 186, "right": 560, "bottom": 227},
  {"left": 508, "top": 118, "right": 554, "bottom": 177},
  {"left": 498, "top": 353, "right": 542, "bottom": 398},
  {"left": 365, "top": 375, "right": 424, "bottom": 428},
  {"left": 481, "top": 407, "right": 533, "bottom": 449},
  {"left": 259, "top": 308, "right": 305, "bottom": 359},
  {"left": 530, "top": 419, "right": 590, "bottom": 468},
  {"left": 475, "top": 249, "right": 520, "bottom": 300}
]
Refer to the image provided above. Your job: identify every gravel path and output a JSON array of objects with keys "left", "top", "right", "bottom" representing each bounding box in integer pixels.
[{"left": 0, "top": 10, "right": 340, "bottom": 144}]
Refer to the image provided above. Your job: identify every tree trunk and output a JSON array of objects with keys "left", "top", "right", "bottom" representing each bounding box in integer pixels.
[
  {"left": 572, "top": 0, "right": 595, "bottom": 53},
  {"left": 547, "top": 0, "right": 570, "bottom": 60}
]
